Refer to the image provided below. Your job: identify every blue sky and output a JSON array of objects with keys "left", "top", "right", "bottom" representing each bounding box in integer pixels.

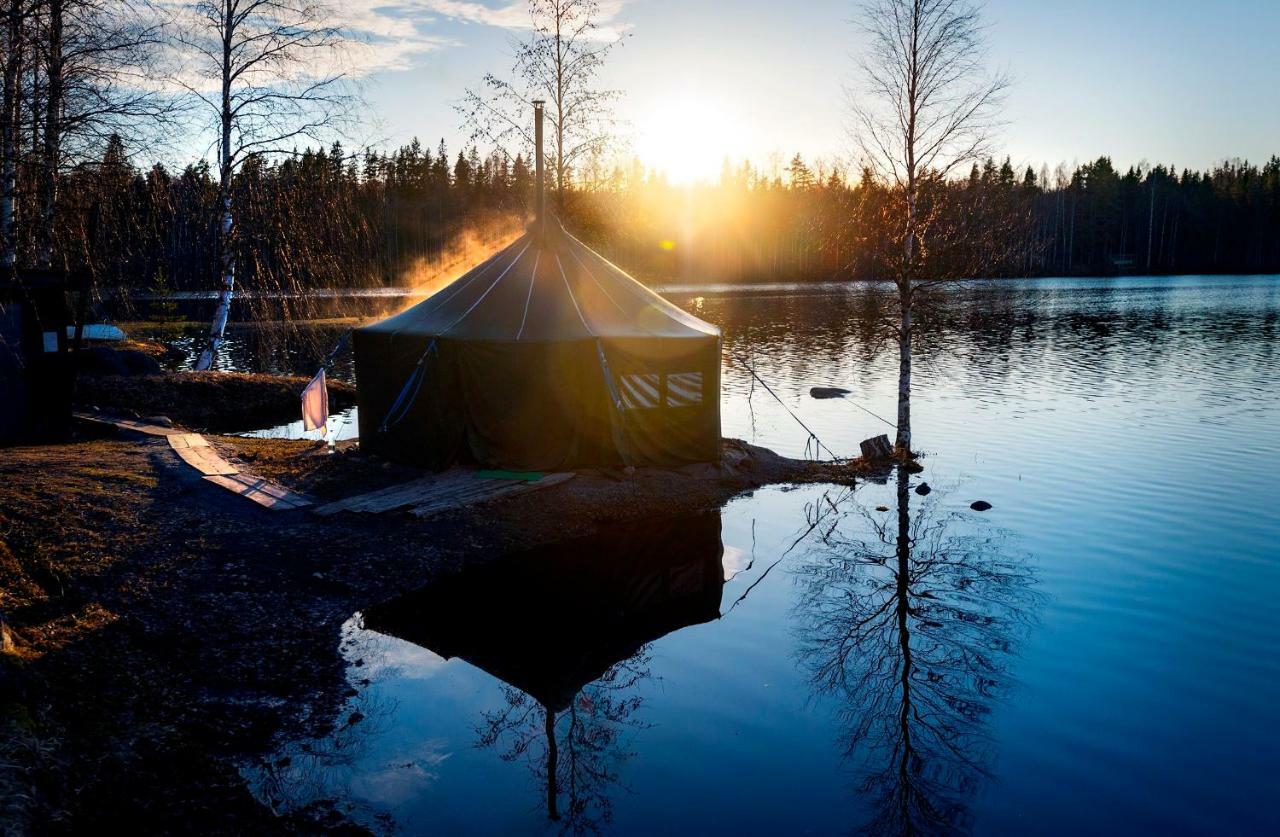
[{"left": 348, "top": 0, "right": 1279, "bottom": 179}]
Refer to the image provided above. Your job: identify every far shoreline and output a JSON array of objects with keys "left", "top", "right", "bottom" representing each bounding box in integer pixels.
[{"left": 116, "top": 270, "right": 1280, "bottom": 306}]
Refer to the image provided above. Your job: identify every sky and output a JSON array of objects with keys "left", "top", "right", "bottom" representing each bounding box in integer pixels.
[{"left": 332, "top": 0, "right": 1280, "bottom": 181}]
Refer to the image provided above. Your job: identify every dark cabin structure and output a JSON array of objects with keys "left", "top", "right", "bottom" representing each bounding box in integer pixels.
[
  {"left": 354, "top": 103, "right": 721, "bottom": 470},
  {"left": 0, "top": 270, "right": 75, "bottom": 444}
]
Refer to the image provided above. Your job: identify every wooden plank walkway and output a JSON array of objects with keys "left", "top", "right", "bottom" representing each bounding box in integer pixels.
[
  {"left": 167, "top": 433, "right": 240, "bottom": 476},
  {"left": 74, "top": 411, "right": 180, "bottom": 437},
  {"left": 203, "top": 474, "right": 313, "bottom": 510},
  {"left": 76, "top": 411, "right": 562, "bottom": 517},
  {"left": 76, "top": 411, "right": 312, "bottom": 511},
  {"left": 313, "top": 470, "right": 574, "bottom": 518}
]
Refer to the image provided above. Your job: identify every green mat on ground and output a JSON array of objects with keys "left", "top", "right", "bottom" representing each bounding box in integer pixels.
[{"left": 474, "top": 469, "right": 545, "bottom": 482}]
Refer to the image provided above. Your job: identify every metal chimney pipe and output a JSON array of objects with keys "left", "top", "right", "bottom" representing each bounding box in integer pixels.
[{"left": 532, "top": 99, "right": 545, "bottom": 229}]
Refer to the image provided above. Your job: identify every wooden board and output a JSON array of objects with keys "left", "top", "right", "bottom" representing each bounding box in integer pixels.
[
  {"left": 407, "top": 472, "right": 574, "bottom": 518},
  {"left": 74, "top": 411, "right": 180, "bottom": 437},
  {"left": 202, "top": 474, "right": 313, "bottom": 510},
  {"left": 312, "top": 469, "right": 574, "bottom": 518},
  {"left": 311, "top": 470, "right": 475, "bottom": 516},
  {"left": 167, "top": 433, "right": 239, "bottom": 476}
]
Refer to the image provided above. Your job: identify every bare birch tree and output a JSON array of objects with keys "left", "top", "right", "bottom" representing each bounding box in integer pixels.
[
  {"left": 460, "top": 0, "right": 625, "bottom": 211},
  {"left": 36, "top": 0, "right": 170, "bottom": 268},
  {"left": 174, "top": 0, "right": 354, "bottom": 370},
  {"left": 0, "top": 0, "right": 35, "bottom": 269},
  {"left": 850, "top": 0, "right": 1008, "bottom": 454}
]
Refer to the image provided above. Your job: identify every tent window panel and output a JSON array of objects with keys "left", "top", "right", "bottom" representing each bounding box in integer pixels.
[
  {"left": 666, "top": 371, "right": 703, "bottom": 407},
  {"left": 619, "top": 373, "right": 661, "bottom": 409}
]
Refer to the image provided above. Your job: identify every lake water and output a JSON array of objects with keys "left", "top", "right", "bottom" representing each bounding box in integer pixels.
[{"left": 243, "top": 276, "right": 1280, "bottom": 834}]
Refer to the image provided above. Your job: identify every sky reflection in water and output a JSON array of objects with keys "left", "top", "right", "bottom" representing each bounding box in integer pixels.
[{"left": 248, "top": 276, "right": 1280, "bottom": 834}]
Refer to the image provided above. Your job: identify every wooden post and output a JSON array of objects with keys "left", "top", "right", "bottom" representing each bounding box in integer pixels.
[{"left": 860, "top": 434, "right": 893, "bottom": 461}]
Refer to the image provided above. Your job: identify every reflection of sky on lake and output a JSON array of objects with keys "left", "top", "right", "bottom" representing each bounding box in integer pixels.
[{"left": 244, "top": 275, "right": 1280, "bottom": 834}]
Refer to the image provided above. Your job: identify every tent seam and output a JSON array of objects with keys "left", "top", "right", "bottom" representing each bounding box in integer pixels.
[
  {"left": 565, "top": 241, "right": 653, "bottom": 336},
  {"left": 388, "top": 237, "right": 520, "bottom": 341},
  {"left": 556, "top": 254, "right": 595, "bottom": 337},
  {"left": 441, "top": 239, "right": 532, "bottom": 336},
  {"left": 516, "top": 251, "right": 540, "bottom": 341},
  {"left": 562, "top": 229, "right": 718, "bottom": 337}
]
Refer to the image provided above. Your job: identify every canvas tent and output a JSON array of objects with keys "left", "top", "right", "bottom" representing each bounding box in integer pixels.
[{"left": 354, "top": 219, "right": 722, "bottom": 470}]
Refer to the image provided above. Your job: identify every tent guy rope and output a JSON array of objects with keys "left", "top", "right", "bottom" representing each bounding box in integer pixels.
[{"left": 724, "top": 348, "right": 844, "bottom": 461}]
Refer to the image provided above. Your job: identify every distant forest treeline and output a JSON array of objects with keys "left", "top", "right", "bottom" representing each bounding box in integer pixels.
[
  {"left": 569, "top": 154, "right": 1280, "bottom": 282},
  {"left": 45, "top": 137, "right": 1280, "bottom": 296},
  {"left": 51, "top": 137, "right": 532, "bottom": 301}
]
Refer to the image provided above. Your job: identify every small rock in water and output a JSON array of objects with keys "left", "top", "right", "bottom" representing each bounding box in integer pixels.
[
  {"left": 915, "top": 482, "right": 931, "bottom": 496},
  {"left": 970, "top": 500, "right": 992, "bottom": 511},
  {"left": 875, "top": 505, "right": 890, "bottom": 512},
  {"left": 810, "top": 386, "right": 852, "bottom": 399}
]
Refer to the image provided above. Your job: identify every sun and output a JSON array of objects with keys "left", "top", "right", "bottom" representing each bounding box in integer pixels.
[{"left": 633, "top": 89, "right": 746, "bottom": 185}]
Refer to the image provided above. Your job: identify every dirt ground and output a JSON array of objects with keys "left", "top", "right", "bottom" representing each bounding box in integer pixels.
[{"left": 1, "top": 398, "right": 886, "bottom": 832}]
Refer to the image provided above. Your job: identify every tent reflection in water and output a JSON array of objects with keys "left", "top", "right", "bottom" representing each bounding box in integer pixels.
[
  {"left": 362, "top": 513, "right": 725, "bottom": 713},
  {"left": 360, "top": 513, "right": 726, "bottom": 823},
  {"left": 354, "top": 219, "right": 721, "bottom": 470}
]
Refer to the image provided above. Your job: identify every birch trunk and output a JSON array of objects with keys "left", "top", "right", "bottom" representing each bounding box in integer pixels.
[
  {"left": 37, "top": 0, "right": 60, "bottom": 268},
  {"left": 196, "top": 7, "right": 235, "bottom": 371},
  {"left": 896, "top": 195, "right": 915, "bottom": 454},
  {"left": 1, "top": 0, "right": 21, "bottom": 270}
]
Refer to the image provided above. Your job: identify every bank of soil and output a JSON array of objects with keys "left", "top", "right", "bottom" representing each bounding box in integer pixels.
[
  {"left": 75, "top": 371, "right": 357, "bottom": 432},
  {"left": 1, "top": 373, "right": 884, "bottom": 833}
]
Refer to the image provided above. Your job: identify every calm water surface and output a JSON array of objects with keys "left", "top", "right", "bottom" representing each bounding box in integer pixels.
[{"left": 243, "top": 276, "right": 1280, "bottom": 834}]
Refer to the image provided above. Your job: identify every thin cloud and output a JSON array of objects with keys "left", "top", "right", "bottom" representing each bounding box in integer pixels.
[
  {"left": 322, "top": 0, "right": 463, "bottom": 76},
  {"left": 408, "top": 0, "right": 630, "bottom": 38},
  {"left": 151, "top": 0, "right": 458, "bottom": 89},
  {"left": 410, "top": 0, "right": 530, "bottom": 27}
]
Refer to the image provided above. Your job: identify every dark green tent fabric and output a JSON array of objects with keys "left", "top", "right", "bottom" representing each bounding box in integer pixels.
[{"left": 355, "top": 220, "right": 721, "bottom": 469}]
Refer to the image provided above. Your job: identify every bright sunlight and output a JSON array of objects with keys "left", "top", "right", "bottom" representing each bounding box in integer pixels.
[{"left": 633, "top": 88, "right": 748, "bottom": 185}]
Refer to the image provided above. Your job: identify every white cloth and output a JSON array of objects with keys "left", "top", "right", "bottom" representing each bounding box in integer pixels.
[{"left": 301, "top": 368, "right": 329, "bottom": 435}]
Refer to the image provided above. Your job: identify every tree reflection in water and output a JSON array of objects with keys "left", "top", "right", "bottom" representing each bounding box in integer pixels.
[
  {"left": 794, "top": 466, "right": 1039, "bottom": 835},
  {"left": 475, "top": 650, "right": 652, "bottom": 833}
]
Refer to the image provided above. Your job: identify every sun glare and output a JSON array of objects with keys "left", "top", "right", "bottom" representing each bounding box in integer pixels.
[{"left": 634, "top": 90, "right": 746, "bottom": 185}]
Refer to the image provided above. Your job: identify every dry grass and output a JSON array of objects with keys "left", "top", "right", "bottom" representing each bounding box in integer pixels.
[{"left": 0, "top": 441, "right": 156, "bottom": 659}]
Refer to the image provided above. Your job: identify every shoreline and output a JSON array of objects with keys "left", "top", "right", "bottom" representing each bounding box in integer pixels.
[
  {"left": 105, "top": 270, "right": 1280, "bottom": 318},
  {"left": 1, "top": 389, "right": 886, "bottom": 831},
  {"left": 75, "top": 370, "right": 358, "bottom": 433}
]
